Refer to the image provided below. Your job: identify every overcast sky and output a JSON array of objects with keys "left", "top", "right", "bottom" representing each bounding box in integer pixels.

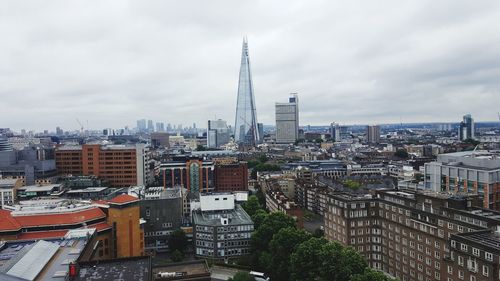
[{"left": 2, "top": 1, "right": 500, "bottom": 132}]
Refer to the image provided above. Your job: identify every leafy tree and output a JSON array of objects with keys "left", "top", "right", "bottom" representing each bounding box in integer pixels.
[
  {"left": 242, "top": 195, "right": 261, "bottom": 217},
  {"left": 251, "top": 209, "right": 268, "bottom": 230},
  {"left": 258, "top": 154, "right": 269, "bottom": 163},
  {"left": 252, "top": 212, "right": 296, "bottom": 254},
  {"left": 255, "top": 186, "right": 266, "bottom": 206},
  {"left": 168, "top": 229, "right": 188, "bottom": 253},
  {"left": 463, "top": 138, "right": 480, "bottom": 147},
  {"left": 170, "top": 249, "right": 184, "bottom": 262},
  {"left": 248, "top": 159, "right": 261, "bottom": 168},
  {"left": 228, "top": 272, "right": 255, "bottom": 281},
  {"left": 268, "top": 227, "right": 312, "bottom": 281},
  {"left": 289, "top": 237, "right": 329, "bottom": 281},
  {"left": 344, "top": 180, "right": 361, "bottom": 190},
  {"left": 196, "top": 144, "right": 206, "bottom": 151},
  {"left": 322, "top": 244, "right": 367, "bottom": 281},
  {"left": 395, "top": 149, "right": 409, "bottom": 159},
  {"left": 351, "top": 268, "right": 396, "bottom": 281},
  {"left": 250, "top": 169, "right": 258, "bottom": 180}
]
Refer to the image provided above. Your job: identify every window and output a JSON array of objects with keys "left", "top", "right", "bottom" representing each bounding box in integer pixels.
[
  {"left": 472, "top": 248, "right": 480, "bottom": 256},
  {"left": 461, "top": 244, "right": 468, "bottom": 252},
  {"left": 485, "top": 252, "right": 493, "bottom": 261},
  {"left": 483, "top": 265, "right": 489, "bottom": 276}
]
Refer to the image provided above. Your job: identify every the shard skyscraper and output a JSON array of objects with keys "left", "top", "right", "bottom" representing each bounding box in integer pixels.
[{"left": 234, "top": 37, "right": 260, "bottom": 146}]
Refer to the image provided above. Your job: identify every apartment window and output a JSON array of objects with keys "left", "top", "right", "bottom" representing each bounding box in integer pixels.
[
  {"left": 451, "top": 240, "right": 456, "bottom": 248},
  {"left": 472, "top": 248, "right": 479, "bottom": 256},
  {"left": 458, "top": 270, "right": 464, "bottom": 280},
  {"left": 448, "top": 222, "right": 453, "bottom": 229},
  {"left": 458, "top": 255, "right": 464, "bottom": 266},
  {"left": 447, "top": 265, "right": 453, "bottom": 274},
  {"left": 460, "top": 244, "right": 468, "bottom": 252},
  {"left": 483, "top": 265, "right": 489, "bottom": 277},
  {"left": 485, "top": 252, "right": 493, "bottom": 261}
]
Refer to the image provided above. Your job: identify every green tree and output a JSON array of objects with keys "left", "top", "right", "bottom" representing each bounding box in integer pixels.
[
  {"left": 228, "top": 272, "right": 255, "bottom": 281},
  {"left": 351, "top": 268, "right": 396, "bottom": 281},
  {"left": 168, "top": 229, "right": 188, "bottom": 253},
  {"left": 251, "top": 209, "right": 268, "bottom": 229},
  {"left": 196, "top": 144, "right": 206, "bottom": 151},
  {"left": 258, "top": 154, "right": 269, "bottom": 163},
  {"left": 170, "top": 249, "right": 184, "bottom": 262},
  {"left": 395, "top": 149, "right": 409, "bottom": 158},
  {"left": 242, "top": 195, "right": 261, "bottom": 217},
  {"left": 289, "top": 237, "right": 329, "bottom": 281},
  {"left": 268, "top": 227, "right": 312, "bottom": 281},
  {"left": 255, "top": 186, "right": 266, "bottom": 206},
  {"left": 322, "top": 244, "right": 368, "bottom": 281},
  {"left": 252, "top": 212, "right": 296, "bottom": 254}
]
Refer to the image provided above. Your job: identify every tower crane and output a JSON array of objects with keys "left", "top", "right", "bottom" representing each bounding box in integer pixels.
[{"left": 76, "top": 118, "right": 84, "bottom": 134}]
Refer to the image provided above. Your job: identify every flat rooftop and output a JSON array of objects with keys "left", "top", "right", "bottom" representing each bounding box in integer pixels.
[
  {"left": 73, "top": 256, "right": 151, "bottom": 281},
  {"left": 192, "top": 205, "right": 253, "bottom": 227},
  {"left": 152, "top": 260, "right": 209, "bottom": 280}
]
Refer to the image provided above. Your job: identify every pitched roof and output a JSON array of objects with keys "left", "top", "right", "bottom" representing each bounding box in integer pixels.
[
  {"left": 0, "top": 209, "right": 22, "bottom": 232},
  {"left": 87, "top": 221, "right": 112, "bottom": 232},
  {"left": 108, "top": 194, "right": 139, "bottom": 205},
  {"left": 12, "top": 208, "right": 106, "bottom": 228}
]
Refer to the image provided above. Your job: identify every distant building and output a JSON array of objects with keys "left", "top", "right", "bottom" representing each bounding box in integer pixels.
[
  {"left": 207, "top": 119, "right": 231, "bottom": 148},
  {"left": 160, "top": 158, "right": 214, "bottom": 198},
  {"left": 192, "top": 193, "right": 253, "bottom": 259},
  {"left": 147, "top": 120, "right": 154, "bottom": 132},
  {"left": 265, "top": 190, "right": 303, "bottom": 228},
  {"left": 151, "top": 132, "right": 170, "bottom": 148},
  {"left": 136, "top": 119, "right": 147, "bottom": 132},
  {"left": 366, "top": 125, "right": 381, "bottom": 143},
  {"left": 214, "top": 161, "right": 248, "bottom": 192},
  {"left": 459, "top": 114, "right": 475, "bottom": 141},
  {"left": 55, "top": 144, "right": 154, "bottom": 187},
  {"left": 424, "top": 150, "right": 500, "bottom": 210},
  {"left": 275, "top": 93, "right": 299, "bottom": 144},
  {"left": 234, "top": 38, "right": 260, "bottom": 146},
  {"left": 0, "top": 178, "right": 22, "bottom": 208},
  {"left": 156, "top": 122, "right": 165, "bottom": 132},
  {"left": 330, "top": 122, "right": 341, "bottom": 141}
]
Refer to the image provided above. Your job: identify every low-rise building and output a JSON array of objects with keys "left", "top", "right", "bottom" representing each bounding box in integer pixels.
[
  {"left": 0, "top": 178, "right": 22, "bottom": 208},
  {"left": 192, "top": 194, "right": 253, "bottom": 259},
  {"left": 265, "top": 190, "right": 303, "bottom": 228}
]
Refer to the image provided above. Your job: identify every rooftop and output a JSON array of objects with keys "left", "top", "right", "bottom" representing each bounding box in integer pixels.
[
  {"left": 152, "top": 260, "right": 210, "bottom": 280},
  {"left": 0, "top": 179, "right": 19, "bottom": 188},
  {"left": 192, "top": 204, "right": 253, "bottom": 227},
  {"left": 108, "top": 194, "right": 139, "bottom": 205},
  {"left": 73, "top": 256, "right": 151, "bottom": 281},
  {"left": 17, "top": 184, "right": 62, "bottom": 193}
]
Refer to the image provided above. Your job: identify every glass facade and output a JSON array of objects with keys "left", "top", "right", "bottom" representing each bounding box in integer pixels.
[{"left": 234, "top": 38, "right": 259, "bottom": 146}]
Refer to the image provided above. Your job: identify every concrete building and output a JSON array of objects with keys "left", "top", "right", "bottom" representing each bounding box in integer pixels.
[
  {"left": 192, "top": 193, "right": 253, "bottom": 259},
  {"left": 55, "top": 144, "right": 154, "bottom": 187},
  {"left": 207, "top": 119, "right": 231, "bottom": 148},
  {"left": 141, "top": 187, "right": 184, "bottom": 253},
  {"left": 0, "top": 178, "right": 22, "bottom": 208},
  {"left": 459, "top": 114, "right": 475, "bottom": 141},
  {"left": 424, "top": 151, "right": 500, "bottom": 210},
  {"left": 366, "top": 125, "right": 381, "bottom": 143},
  {"left": 275, "top": 93, "right": 299, "bottom": 144}
]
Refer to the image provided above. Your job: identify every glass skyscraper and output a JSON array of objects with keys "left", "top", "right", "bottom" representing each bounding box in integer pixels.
[{"left": 234, "top": 37, "right": 259, "bottom": 146}]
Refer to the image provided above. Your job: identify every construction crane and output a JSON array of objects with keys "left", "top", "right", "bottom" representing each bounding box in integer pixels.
[{"left": 75, "top": 118, "right": 84, "bottom": 134}]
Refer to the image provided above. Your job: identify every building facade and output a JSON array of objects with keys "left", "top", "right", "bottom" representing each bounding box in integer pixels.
[
  {"left": 192, "top": 194, "right": 253, "bottom": 259},
  {"left": 459, "top": 114, "right": 475, "bottom": 141},
  {"left": 207, "top": 119, "right": 231, "bottom": 149},
  {"left": 234, "top": 38, "right": 260, "bottom": 146},
  {"left": 366, "top": 125, "right": 381, "bottom": 143},
  {"left": 424, "top": 151, "right": 500, "bottom": 210},
  {"left": 214, "top": 161, "right": 248, "bottom": 192},
  {"left": 275, "top": 93, "right": 299, "bottom": 144},
  {"left": 160, "top": 158, "right": 214, "bottom": 198}
]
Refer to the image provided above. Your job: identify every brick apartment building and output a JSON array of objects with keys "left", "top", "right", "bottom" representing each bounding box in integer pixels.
[
  {"left": 214, "top": 161, "right": 248, "bottom": 192},
  {"left": 324, "top": 189, "right": 500, "bottom": 281},
  {"left": 55, "top": 144, "right": 153, "bottom": 187},
  {"left": 265, "top": 189, "right": 303, "bottom": 228}
]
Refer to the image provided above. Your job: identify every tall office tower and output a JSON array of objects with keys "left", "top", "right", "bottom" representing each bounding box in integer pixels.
[
  {"left": 56, "top": 126, "right": 63, "bottom": 136},
  {"left": 234, "top": 38, "right": 259, "bottom": 146},
  {"left": 147, "top": 120, "right": 154, "bottom": 132},
  {"left": 459, "top": 114, "right": 475, "bottom": 141},
  {"left": 207, "top": 119, "right": 231, "bottom": 148},
  {"left": 330, "top": 122, "right": 341, "bottom": 141},
  {"left": 257, "top": 123, "right": 264, "bottom": 143},
  {"left": 275, "top": 93, "right": 299, "bottom": 144},
  {"left": 156, "top": 122, "right": 165, "bottom": 132},
  {"left": 366, "top": 125, "right": 381, "bottom": 143},
  {"left": 137, "top": 119, "right": 147, "bottom": 132}
]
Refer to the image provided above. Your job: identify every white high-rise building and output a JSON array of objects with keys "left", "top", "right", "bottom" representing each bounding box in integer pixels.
[
  {"left": 207, "top": 119, "right": 231, "bottom": 148},
  {"left": 275, "top": 93, "right": 299, "bottom": 144}
]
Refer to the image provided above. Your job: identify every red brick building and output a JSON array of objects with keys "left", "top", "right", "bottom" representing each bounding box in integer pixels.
[{"left": 214, "top": 162, "right": 248, "bottom": 192}]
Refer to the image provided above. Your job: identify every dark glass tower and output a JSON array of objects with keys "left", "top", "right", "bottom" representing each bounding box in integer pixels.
[{"left": 234, "top": 37, "right": 259, "bottom": 146}]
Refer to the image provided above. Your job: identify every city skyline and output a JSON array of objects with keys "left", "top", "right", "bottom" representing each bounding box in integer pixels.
[{"left": 2, "top": 1, "right": 500, "bottom": 131}]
